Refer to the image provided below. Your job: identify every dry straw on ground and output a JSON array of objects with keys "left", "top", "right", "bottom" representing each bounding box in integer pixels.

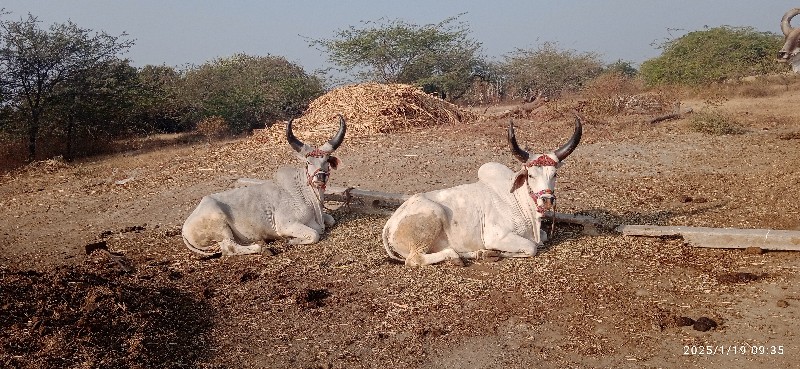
[{"left": 254, "top": 83, "right": 477, "bottom": 146}]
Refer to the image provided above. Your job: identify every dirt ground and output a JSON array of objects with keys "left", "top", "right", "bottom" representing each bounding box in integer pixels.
[{"left": 1, "top": 88, "right": 800, "bottom": 368}]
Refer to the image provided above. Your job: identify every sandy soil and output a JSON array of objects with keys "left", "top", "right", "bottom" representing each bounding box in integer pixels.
[{"left": 1, "top": 90, "right": 799, "bottom": 368}]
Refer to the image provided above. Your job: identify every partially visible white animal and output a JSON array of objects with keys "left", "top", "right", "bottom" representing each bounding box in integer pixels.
[
  {"left": 383, "top": 115, "right": 582, "bottom": 266},
  {"left": 778, "top": 8, "right": 800, "bottom": 71},
  {"left": 182, "top": 116, "right": 346, "bottom": 256}
]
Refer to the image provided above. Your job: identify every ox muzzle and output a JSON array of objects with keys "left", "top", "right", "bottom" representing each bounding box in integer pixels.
[
  {"left": 531, "top": 188, "right": 556, "bottom": 214},
  {"left": 310, "top": 170, "right": 330, "bottom": 187}
]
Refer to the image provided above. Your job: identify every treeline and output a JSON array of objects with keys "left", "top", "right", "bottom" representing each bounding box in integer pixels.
[
  {"left": 0, "top": 14, "right": 324, "bottom": 163},
  {"left": 0, "top": 13, "right": 787, "bottom": 166}
]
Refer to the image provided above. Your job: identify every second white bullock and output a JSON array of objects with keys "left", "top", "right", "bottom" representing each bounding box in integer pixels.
[
  {"left": 778, "top": 8, "right": 800, "bottom": 71},
  {"left": 182, "top": 116, "right": 346, "bottom": 256},
  {"left": 383, "top": 115, "right": 582, "bottom": 266}
]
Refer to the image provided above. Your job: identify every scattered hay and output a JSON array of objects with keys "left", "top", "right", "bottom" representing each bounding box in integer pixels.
[
  {"left": 1, "top": 156, "right": 71, "bottom": 182},
  {"left": 778, "top": 131, "right": 800, "bottom": 140},
  {"left": 253, "top": 83, "right": 477, "bottom": 146}
]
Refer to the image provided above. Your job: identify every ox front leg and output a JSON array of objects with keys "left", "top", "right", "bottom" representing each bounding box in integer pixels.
[
  {"left": 489, "top": 234, "right": 538, "bottom": 258},
  {"left": 459, "top": 249, "right": 502, "bottom": 262},
  {"left": 220, "top": 239, "right": 263, "bottom": 256},
  {"left": 322, "top": 213, "right": 336, "bottom": 228},
  {"left": 281, "top": 223, "right": 321, "bottom": 245},
  {"left": 406, "top": 248, "right": 463, "bottom": 267}
]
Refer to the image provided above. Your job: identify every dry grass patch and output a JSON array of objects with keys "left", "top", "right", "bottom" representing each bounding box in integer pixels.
[{"left": 688, "top": 110, "right": 745, "bottom": 135}]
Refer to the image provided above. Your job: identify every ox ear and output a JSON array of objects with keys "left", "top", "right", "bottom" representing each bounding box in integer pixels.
[
  {"left": 510, "top": 168, "right": 528, "bottom": 193},
  {"left": 327, "top": 155, "right": 341, "bottom": 170}
]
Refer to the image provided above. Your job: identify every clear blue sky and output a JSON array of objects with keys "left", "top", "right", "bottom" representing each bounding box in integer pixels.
[{"left": 2, "top": 1, "right": 797, "bottom": 73}]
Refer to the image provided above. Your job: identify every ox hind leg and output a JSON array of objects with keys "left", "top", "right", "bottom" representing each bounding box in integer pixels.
[
  {"left": 219, "top": 238, "right": 262, "bottom": 256},
  {"left": 390, "top": 213, "right": 461, "bottom": 266},
  {"left": 182, "top": 208, "right": 262, "bottom": 256}
]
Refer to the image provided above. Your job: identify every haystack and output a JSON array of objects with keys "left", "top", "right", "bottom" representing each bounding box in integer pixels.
[{"left": 253, "top": 83, "right": 476, "bottom": 146}]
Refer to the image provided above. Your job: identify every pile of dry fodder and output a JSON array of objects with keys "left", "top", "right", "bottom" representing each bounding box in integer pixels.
[{"left": 254, "top": 83, "right": 477, "bottom": 146}]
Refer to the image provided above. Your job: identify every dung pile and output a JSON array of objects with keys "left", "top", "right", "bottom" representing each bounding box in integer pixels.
[{"left": 253, "top": 83, "right": 476, "bottom": 146}]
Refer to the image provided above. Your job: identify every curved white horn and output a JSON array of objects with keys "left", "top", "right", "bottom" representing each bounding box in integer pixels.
[{"left": 782, "top": 8, "right": 800, "bottom": 37}]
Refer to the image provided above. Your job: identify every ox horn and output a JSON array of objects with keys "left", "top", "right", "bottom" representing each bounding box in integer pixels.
[
  {"left": 322, "top": 114, "right": 347, "bottom": 152},
  {"left": 782, "top": 8, "right": 800, "bottom": 36},
  {"left": 779, "top": 28, "right": 800, "bottom": 61},
  {"left": 286, "top": 119, "right": 306, "bottom": 153},
  {"left": 507, "top": 121, "right": 530, "bottom": 163},
  {"left": 553, "top": 113, "right": 583, "bottom": 161}
]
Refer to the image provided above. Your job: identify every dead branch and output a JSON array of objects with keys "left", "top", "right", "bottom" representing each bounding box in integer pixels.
[
  {"left": 494, "top": 92, "right": 549, "bottom": 119},
  {"left": 649, "top": 107, "right": 693, "bottom": 124}
]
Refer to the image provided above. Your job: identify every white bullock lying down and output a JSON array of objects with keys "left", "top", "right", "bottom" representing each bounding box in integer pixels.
[
  {"left": 383, "top": 116, "right": 582, "bottom": 266},
  {"left": 182, "top": 116, "right": 346, "bottom": 256}
]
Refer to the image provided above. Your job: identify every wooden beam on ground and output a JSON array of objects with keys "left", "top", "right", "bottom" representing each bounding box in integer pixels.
[
  {"left": 234, "top": 179, "right": 604, "bottom": 234},
  {"left": 234, "top": 179, "right": 798, "bottom": 249},
  {"left": 544, "top": 212, "right": 603, "bottom": 235},
  {"left": 325, "top": 185, "right": 409, "bottom": 209},
  {"left": 616, "top": 225, "right": 800, "bottom": 251}
]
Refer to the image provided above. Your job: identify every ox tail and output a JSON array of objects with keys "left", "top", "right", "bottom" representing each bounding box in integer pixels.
[
  {"left": 382, "top": 224, "right": 406, "bottom": 262},
  {"left": 182, "top": 230, "right": 220, "bottom": 257}
]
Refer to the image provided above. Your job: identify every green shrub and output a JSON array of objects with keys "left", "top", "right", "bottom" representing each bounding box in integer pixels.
[
  {"left": 641, "top": 26, "right": 787, "bottom": 86},
  {"left": 179, "top": 54, "right": 324, "bottom": 134}
]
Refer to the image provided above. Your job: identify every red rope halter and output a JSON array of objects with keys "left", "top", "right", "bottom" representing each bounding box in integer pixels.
[
  {"left": 524, "top": 155, "right": 559, "bottom": 238},
  {"left": 524, "top": 155, "right": 558, "bottom": 215},
  {"left": 529, "top": 189, "right": 555, "bottom": 214},
  {"left": 305, "top": 148, "right": 332, "bottom": 189}
]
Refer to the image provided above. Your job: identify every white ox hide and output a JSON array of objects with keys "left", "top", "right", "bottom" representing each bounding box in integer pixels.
[
  {"left": 182, "top": 116, "right": 346, "bottom": 256},
  {"left": 778, "top": 8, "right": 800, "bottom": 72},
  {"left": 383, "top": 116, "right": 582, "bottom": 266}
]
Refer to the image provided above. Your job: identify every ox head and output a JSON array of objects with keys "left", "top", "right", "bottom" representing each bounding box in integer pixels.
[
  {"left": 778, "top": 8, "right": 800, "bottom": 71},
  {"left": 508, "top": 114, "right": 583, "bottom": 215},
  {"left": 286, "top": 114, "right": 347, "bottom": 190}
]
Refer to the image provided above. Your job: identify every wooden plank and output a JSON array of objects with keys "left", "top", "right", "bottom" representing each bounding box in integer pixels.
[
  {"left": 234, "top": 179, "right": 604, "bottom": 233},
  {"left": 325, "top": 185, "right": 409, "bottom": 208},
  {"left": 616, "top": 225, "right": 800, "bottom": 251}
]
